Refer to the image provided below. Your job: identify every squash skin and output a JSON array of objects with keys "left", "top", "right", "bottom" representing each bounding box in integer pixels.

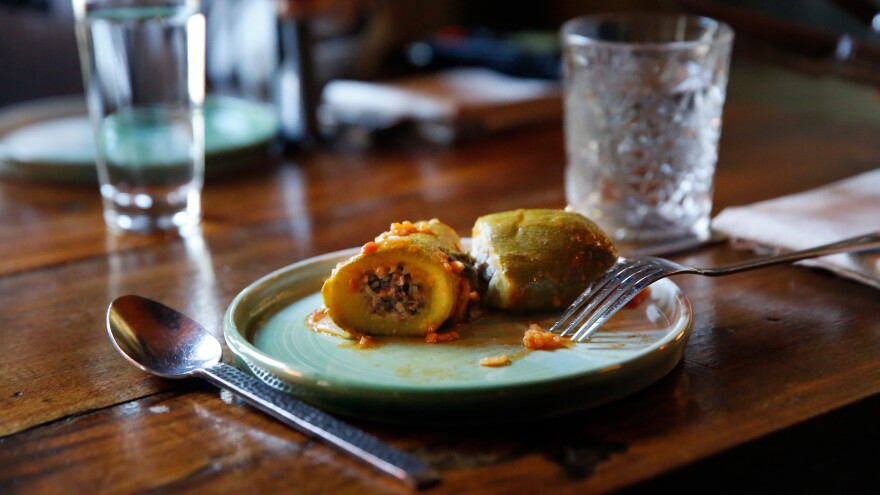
[
  {"left": 321, "top": 220, "right": 465, "bottom": 336},
  {"left": 471, "top": 209, "right": 618, "bottom": 312}
]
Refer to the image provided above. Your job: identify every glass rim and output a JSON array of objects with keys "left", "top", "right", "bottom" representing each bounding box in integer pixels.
[
  {"left": 562, "top": 12, "right": 734, "bottom": 50},
  {"left": 72, "top": 0, "right": 201, "bottom": 18}
]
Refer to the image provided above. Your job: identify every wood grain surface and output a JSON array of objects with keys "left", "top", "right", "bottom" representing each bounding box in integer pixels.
[{"left": 1, "top": 56, "right": 879, "bottom": 494}]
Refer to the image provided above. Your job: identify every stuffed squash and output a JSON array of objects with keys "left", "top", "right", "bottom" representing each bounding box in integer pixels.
[
  {"left": 471, "top": 209, "right": 618, "bottom": 312},
  {"left": 321, "top": 219, "right": 475, "bottom": 336}
]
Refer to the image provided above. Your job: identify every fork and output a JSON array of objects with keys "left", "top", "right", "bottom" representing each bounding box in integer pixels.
[{"left": 550, "top": 232, "right": 880, "bottom": 343}]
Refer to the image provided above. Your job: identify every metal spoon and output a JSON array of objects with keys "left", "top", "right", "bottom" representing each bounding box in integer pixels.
[{"left": 106, "top": 294, "right": 439, "bottom": 489}]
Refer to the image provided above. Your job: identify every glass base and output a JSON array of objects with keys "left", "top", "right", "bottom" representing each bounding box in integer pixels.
[
  {"left": 104, "top": 208, "right": 200, "bottom": 237},
  {"left": 100, "top": 181, "right": 201, "bottom": 236}
]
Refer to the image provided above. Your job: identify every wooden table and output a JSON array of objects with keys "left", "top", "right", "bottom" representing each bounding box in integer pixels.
[{"left": 1, "top": 57, "right": 879, "bottom": 494}]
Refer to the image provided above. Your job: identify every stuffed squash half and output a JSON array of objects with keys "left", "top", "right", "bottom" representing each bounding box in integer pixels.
[{"left": 321, "top": 219, "right": 475, "bottom": 337}]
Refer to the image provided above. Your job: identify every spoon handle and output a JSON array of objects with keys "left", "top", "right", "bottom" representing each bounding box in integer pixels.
[{"left": 196, "top": 362, "right": 439, "bottom": 489}]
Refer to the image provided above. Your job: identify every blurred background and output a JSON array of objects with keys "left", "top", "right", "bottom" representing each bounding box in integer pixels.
[{"left": 1, "top": 0, "right": 878, "bottom": 150}]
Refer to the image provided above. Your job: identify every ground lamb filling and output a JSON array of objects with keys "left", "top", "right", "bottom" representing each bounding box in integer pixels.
[{"left": 361, "top": 263, "right": 425, "bottom": 319}]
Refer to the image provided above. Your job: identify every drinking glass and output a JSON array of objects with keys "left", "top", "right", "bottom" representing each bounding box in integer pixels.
[
  {"left": 73, "top": 0, "right": 206, "bottom": 235},
  {"left": 562, "top": 13, "right": 733, "bottom": 249}
]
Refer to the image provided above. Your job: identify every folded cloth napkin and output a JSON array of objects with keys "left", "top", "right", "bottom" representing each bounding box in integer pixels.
[{"left": 712, "top": 169, "right": 880, "bottom": 290}]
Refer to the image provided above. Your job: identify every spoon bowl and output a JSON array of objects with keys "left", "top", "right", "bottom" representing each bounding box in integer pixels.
[{"left": 108, "top": 295, "right": 221, "bottom": 378}]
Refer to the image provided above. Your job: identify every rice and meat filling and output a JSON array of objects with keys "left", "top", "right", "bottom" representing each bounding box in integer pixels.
[{"left": 361, "top": 263, "right": 425, "bottom": 319}]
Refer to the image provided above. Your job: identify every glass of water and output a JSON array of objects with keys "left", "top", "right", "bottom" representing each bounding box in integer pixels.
[
  {"left": 561, "top": 13, "right": 733, "bottom": 250},
  {"left": 73, "top": 0, "right": 206, "bottom": 235}
]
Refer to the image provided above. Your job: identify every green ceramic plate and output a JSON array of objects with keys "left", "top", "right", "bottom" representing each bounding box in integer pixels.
[
  {"left": 0, "top": 95, "right": 278, "bottom": 183},
  {"left": 224, "top": 243, "right": 693, "bottom": 425}
]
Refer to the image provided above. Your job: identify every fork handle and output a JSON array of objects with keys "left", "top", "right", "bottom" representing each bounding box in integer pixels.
[{"left": 702, "top": 232, "right": 880, "bottom": 276}]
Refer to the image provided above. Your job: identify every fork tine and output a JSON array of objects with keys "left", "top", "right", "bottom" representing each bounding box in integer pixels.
[
  {"left": 571, "top": 264, "right": 659, "bottom": 342},
  {"left": 554, "top": 261, "right": 649, "bottom": 337},
  {"left": 550, "top": 261, "right": 641, "bottom": 336},
  {"left": 570, "top": 266, "right": 664, "bottom": 342}
]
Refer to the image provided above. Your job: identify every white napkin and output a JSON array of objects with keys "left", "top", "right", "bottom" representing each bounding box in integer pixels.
[
  {"left": 322, "top": 68, "right": 561, "bottom": 144},
  {"left": 711, "top": 169, "right": 880, "bottom": 289}
]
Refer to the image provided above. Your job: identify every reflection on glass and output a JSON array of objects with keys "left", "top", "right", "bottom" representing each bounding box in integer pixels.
[{"left": 106, "top": 230, "right": 220, "bottom": 335}]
